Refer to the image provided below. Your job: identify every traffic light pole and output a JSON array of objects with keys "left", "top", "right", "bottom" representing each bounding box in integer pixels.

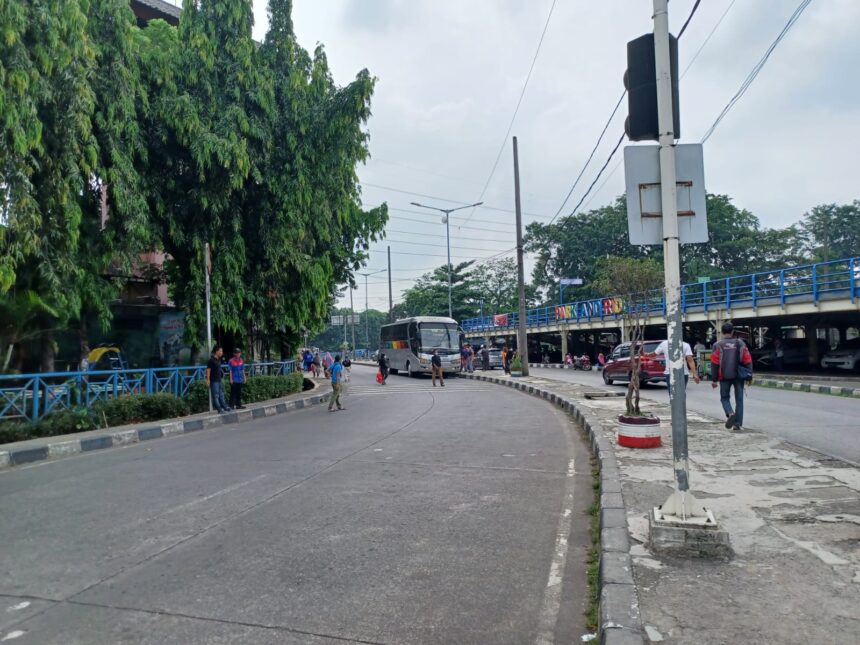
[{"left": 654, "top": 0, "right": 706, "bottom": 521}]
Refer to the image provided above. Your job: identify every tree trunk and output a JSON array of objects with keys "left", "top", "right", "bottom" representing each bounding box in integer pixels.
[
  {"left": 78, "top": 316, "right": 89, "bottom": 370},
  {"left": 40, "top": 331, "right": 55, "bottom": 373},
  {"left": 189, "top": 345, "right": 200, "bottom": 365},
  {"left": 2, "top": 343, "right": 13, "bottom": 373}
]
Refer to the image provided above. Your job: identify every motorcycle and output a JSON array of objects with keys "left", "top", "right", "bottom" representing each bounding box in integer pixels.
[{"left": 573, "top": 354, "right": 592, "bottom": 371}]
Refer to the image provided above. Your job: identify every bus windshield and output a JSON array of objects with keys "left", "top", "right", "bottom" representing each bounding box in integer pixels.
[{"left": 419, "top": 324, "right": 459, "bottom": 352}]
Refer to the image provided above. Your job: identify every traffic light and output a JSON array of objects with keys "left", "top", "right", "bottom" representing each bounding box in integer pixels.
[{"left": 623, "top": 33, "right": 680, "bottom": 141}]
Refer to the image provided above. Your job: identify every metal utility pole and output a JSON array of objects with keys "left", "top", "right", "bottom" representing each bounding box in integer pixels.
[
  {"left": 512, "top": 137, "right": 529, "bottom": 376},
  {"left": 654, "top": 0, "right": 702, "bottom": 520},
  {"left": 349, "top": 287, "right": 356, "bottom": 354},
  {"left": 410, "top": 200, "right": 483, "bottom": 319},
  {"left": 358, "top": 269, "right": 385, "bottom": 352},
  {"left": 204, "top": 242, "right": 213, "bottom": 412},
  {"left": 388, "top": 246, "right": 393, "bottom": 322}
]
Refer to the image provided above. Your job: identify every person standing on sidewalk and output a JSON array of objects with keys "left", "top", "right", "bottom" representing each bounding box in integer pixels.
[
  {"left": 206, "top": 345, "right": 231, "bottom": 413},
  {"left": 228, "top": 348, "right": 246, "bottom": 410},
  {"left": 653, "top": 338, "right": 700, "bottom": 399},
  {"left": 327, "top": 355, "right": 345, "bottom": 412},
  {"left": 711, "top": 322, "right": 753, "bottom": 432},
  {"left": 480, "top": 344, "right": 490, "bottom": 371},
  {"left": 431, "top": 349, "right": 445, "bottom": 387}
]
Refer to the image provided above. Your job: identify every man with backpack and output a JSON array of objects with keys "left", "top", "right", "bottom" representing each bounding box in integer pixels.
[{"left": 710, "top": 322, "right": 753, "bottom": 433}]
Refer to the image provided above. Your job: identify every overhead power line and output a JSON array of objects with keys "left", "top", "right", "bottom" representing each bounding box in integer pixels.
[
  {"left": 700, "top": 0, "right": 812, "bottom": 143},
  {"left": 680, "top": 0, "right": 736, "bottom": 79},
  {"left": 551, "top": 0, "right": 705, "bottom": 222},
  {"left": 460, "top": 0, "right": 558, "bottom": 227}
]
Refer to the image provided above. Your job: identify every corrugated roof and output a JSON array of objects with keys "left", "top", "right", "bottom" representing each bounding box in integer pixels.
[{"left": 132, "top": 0, "right": 181, "bottom": 20}]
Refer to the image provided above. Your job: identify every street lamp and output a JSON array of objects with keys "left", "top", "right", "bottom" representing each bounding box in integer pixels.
[
  {"left": 357, "top": 268, "right": 386, "bottom": 353},
  {"left": 410, "top": 201, "right": 483, "bottom": 318}
]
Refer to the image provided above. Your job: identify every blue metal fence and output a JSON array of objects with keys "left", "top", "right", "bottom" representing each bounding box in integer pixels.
[
  {"left": 0, "top": 360, "right": 296, "bottom": 423},
  {"left": 462, "top": 256, "right": 859, "bottom": 333}
]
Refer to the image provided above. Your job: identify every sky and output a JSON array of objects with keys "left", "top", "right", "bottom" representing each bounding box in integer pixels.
[{"left": 238, "top": 0, "right": 860, "bottom": 314}]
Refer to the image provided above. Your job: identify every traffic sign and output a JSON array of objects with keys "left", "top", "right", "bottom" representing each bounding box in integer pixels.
[{"left": 560, "top": 278, "right": 583, "bottom": 286}]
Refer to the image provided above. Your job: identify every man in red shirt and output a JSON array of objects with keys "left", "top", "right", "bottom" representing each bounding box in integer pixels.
[{"left": 710, "top": 322, "right": 753, "bottom": 432}]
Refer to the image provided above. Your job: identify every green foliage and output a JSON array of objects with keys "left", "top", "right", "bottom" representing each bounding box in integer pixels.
[
  {"left": 472, "top": 257, "right": 539, "bottom": 314},
  {"left": 799, "top": 201, "right": 860, "bottom": 262},
  {"left": 92, "top": 392, "right": 189, "bottom": 427},
  {"left": 37, "top": 408, "right": 99, "bottom": 436},
  {"left": 395, "top": 262, "right": 480, "bottom": 322},
  {"left": 186, "top": 372, "right": 305, "bottom": 413},
  {"left": 510, "top": 354, "right": 523, "bottom": 371}
]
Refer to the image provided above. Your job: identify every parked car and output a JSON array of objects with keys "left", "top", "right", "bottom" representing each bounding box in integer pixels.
[
  {"left": 602, "top": 341, "right": 666, "bottom": 386},
  {"left": 478, "top": 348, "right": 503, "bottom": 370},
  {"left": 754, "top": 338, "right": 826, "bottom": 369},
  {"left": 820, "top": 338, "right": 860, "bottom": 371}
]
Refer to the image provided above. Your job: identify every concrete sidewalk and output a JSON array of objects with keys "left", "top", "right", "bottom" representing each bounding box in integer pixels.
[
  {"left": 465, "top": 371, "right": 860, "bottom": 644},
  {"left": 0, "top": 381, "right": 331, "bottom": 470}
]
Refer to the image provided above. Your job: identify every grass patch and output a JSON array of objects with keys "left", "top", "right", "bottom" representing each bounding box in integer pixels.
[{"left": 585, "top": 457, "right": 601, "bottom": 632}]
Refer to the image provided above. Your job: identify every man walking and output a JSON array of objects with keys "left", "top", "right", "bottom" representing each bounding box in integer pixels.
[
  {"left": 431, "top": 349, "right": 444, "bottom": 387},
  {"left": 654, "top": 337, "right": 700, "bottom": 399},
  {"left": 377, "top": 351, "right": 389, "bottom": 385},
  {"left": 206, "top": 345, "right": 231, "bottom": 413},
  {"left": 480, "top": 344, "right": 490, "bottom": 371},
  {"left": 328, "top": 355, "right": 345, "bottom": 412},
  {"left": 710, "top": 322, "right": 753, "bottom": 432},
  {"left": 228, "top": 348, "right": 246, "bottom": 410}
]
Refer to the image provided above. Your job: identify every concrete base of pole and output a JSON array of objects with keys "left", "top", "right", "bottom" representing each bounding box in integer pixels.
[{"left": 648, "top": 493, "right": 732, "bottom": 558}]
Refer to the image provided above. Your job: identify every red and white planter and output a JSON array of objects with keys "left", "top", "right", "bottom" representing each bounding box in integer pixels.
[{"left": 617, "top": 415, "right": 662, "bottom": 449}]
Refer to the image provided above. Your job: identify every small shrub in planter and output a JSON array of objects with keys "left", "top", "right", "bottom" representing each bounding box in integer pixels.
[
  {"left": 37, "top": 408, "right": 99, "bottom": 436},
  {"left": 92, "top": 393, "right": 190, "bottom": 426},
  {"left": 0, "top": 420, "right": 38, "bottom": 444},
  {"left": 510, "top": 354, "right": 524, "bottom": 376}
]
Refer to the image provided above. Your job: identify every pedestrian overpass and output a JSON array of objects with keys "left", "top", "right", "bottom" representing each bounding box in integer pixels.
[{"left": 462, "top": 257, "right": 860, "bottom": 357}]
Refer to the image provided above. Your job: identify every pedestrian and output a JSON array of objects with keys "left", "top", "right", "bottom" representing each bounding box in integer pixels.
[
  {"left": 377, "top": 351, "right": 389, "bottom": 385},
  {"left": 228, "top": 348, "right": 246, "bottom": 409},
  {"left": 323, "top": 351, "right": 334, "bottom": 372},
  {"left": 653, "top": 338, "right": 700, "bottom": 399},
  {"left": 773, "top": 339, "right": 785, "bottom": 372},
  {"left": 313, "top": 351, "right": 322, "bottom": 377},
  {"left": 303, "top": 349, "right": 313, "bottom": 373},
  {"left": 431, "top": 349, "right": 445, "bottom": 387},
  {"left": 710, "top": 322, "right": 753, "bottom": 432},
  {"left": 481, "top": 344, "right": 490, "bottom": 371},
  {"left": 206, "top": 345, "right": 231, "bottom": 413},
  {"left": 501, "top": 345, "right": 511, "bottom": 375},
  {"left": 342, "top": 354, "right": 352, "bottom": 382},
  {"left": 327, "top": 355, "right": 345, "bottom": 412}
]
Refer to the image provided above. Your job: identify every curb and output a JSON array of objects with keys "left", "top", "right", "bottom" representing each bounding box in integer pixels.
[
  {"left": 461, "top": 372, "right": 644, "bottom": 645},
  {"left": 755, "top": 378, "right": 860, "bottom": 398},
  {"left": 0, "top": 386, "right": 332, "bottom": 471}
]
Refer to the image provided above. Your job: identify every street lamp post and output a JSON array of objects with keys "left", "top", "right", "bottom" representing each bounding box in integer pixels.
[
  {"left": 357, "top": 269, "right": 386, "bottom": 353},
  {"left": 410, "top": 201, "right": 483, "bottom": 318}
]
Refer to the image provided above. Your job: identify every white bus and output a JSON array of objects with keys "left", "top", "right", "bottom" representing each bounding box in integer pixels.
[{"left": 379, "top": 316, "right": 463, "bottom": 376}]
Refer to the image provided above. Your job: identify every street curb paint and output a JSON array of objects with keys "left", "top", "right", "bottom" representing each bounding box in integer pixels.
[
  {"left": 0, "top": 383, "right": 330, "bottom": 472},
  {"left": 756, "top": 378, "right": 860, "bottom": 399},
  {"left": 461, "top": 372, "right": 645, "bottom": 644}
]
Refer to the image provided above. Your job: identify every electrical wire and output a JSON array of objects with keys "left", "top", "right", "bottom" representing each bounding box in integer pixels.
[
  {"left": 459, "top": 0, "right": 558, "bottom": 227},
  {"left": 386, "top": 228, "right": 514, "bottom": 244},
  {"left": 700, "top": 0, "right": 812, "bottom": 144},
  {"left": 677, "top": 0, "right": 701, "bottom": 38},
  {"left": 680, "top": 0, "right": 736, "bottom": 79},
  {"left": 549, "top": 91, "right": 626, "bottom": 224}
]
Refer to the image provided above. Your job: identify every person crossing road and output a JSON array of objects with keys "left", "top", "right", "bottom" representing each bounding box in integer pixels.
[{"left": 328, "top": 355, "right": 345, "bottom": 412}]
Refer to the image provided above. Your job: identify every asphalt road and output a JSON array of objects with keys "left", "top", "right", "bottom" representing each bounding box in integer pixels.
[
  {"left": 0, "top": 366, "right": 592, "bottom": 644},
  {"left": 525, "top": 366, "right": 860, "bottom": 465}
]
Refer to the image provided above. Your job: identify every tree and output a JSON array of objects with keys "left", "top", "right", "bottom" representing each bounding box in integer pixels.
[
  {"left": 592, "top": 256, "right": 663, "bottom": 416},
  {"left": 472, "top": 257, "right": 539, "bottom": 314},
  {"left": 396, "top": 262, "right": 479, "bottom": 322},
  {"left": 525, "top": 197, "right": 650, "bottom": 302},
  {"left": 799, "top": 202, "right": 860, "bottom": 263}
]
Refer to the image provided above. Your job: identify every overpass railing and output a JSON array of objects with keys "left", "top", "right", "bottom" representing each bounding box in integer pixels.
[
  {"left": 462, "top": 256, "right": 859, "bottom": 333},
  {"left": 0, "top": 360, "right": 296, "bottom": 424}
]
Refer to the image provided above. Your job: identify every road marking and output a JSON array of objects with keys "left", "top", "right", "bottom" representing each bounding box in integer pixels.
[
  {"left": 5, "top": 602, "right": 29, "bottom": 612},
  {"left": 1, "top": 631, "right": 24, "bottom": 641},
  {"left": 534, "top": 457, "right": 577, "bottom": 645}
]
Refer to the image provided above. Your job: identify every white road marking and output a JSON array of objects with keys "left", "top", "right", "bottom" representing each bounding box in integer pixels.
[
  {"left": 534, "top": 457, "right": 577, "bottom": 645},
  {"left": 1, "top": 631, "right": 25, "bottom": 641},
  {"left": 5, "top": 602, "right": 29, "bottom": 612}
]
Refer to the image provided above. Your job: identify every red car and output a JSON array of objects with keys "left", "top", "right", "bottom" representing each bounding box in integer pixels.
[{"left": 602, "top": 341, "right": 666, "bottom": 386}]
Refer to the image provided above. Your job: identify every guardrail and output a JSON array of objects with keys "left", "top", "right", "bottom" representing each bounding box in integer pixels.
[
  {"left": 0, "top": 360, "right": 297, "bottom": 423},
  {"left": 463, "top": 256, "right": 859, "bottom": 332}
]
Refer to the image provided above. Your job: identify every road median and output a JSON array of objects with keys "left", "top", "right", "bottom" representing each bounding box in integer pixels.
[
  {"left": 0, "top": 381, "right": 331, "bottom": 471},
  {"left": 461, "top": 370, "right": 860, "bottom": 644}
]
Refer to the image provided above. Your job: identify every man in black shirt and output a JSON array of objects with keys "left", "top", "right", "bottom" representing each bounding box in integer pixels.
[
  {"left": 431, "top": 349, "right": 444, "bottom": 387},
  {"left": 206, "top": 345, "right": 231, "bottom": 413}
]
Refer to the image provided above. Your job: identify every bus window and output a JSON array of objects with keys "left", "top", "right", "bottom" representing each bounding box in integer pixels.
[{"left": 419, "top": 323, "right": 458, "bottom": 351}]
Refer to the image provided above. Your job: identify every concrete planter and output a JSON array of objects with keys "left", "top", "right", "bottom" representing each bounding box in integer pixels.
[
  {"left": 510, "top": 370, "right": 523, "bottom": 377},
  {"left": 617, "top": 414, "right": 661, "bottom": 448}
]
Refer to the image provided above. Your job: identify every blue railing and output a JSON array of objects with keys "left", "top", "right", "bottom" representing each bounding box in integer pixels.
[
  {"left": 462, "top": 256, "right": 859, "bottom": 333},
  {"left": 0, "top": 360, "right": 296, "bottom": 423}
]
